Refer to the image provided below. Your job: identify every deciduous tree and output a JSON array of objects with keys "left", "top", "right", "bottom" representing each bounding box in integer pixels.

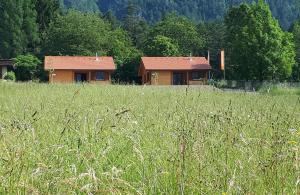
[
  {"left": 292, "top": 22, "right": 300, "bottom": 80},
  {"left": 225, "top": 0, "right": 295, "bottom": 80},
  {"left": 144, "top": 35, "right": 180, "bottom": 57},
  {"left": 13, "top": 54, "right": 41, "bottom": 81},
  {"left": 44, "top": 10, "right": 111, "bottom": 56},
  {"left": 149, "top": 13, "right": 204, "bottom": 56}
]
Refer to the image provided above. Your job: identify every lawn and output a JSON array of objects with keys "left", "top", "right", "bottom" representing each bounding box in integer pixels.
[{"left": 0, "top": 82, "right": 299, "bottom": 194}]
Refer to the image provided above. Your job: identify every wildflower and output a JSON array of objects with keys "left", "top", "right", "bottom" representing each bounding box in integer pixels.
[
  {"left": 229, "top": 178, "right": 235, "bottom": 188},
  {"left": 70, "top": 164, "right": 77, "bottom": 175},
  {"left": 32, "top": 168, "right": 43, "bottom": 176},
  {"left": 111, "top": 166, "right": 122, "bottom": 178},
  {"left": 289, "top": 128, "right": 297, "bottom": 133},
  {"left": 288, "top": 140, "right": 298, "bottom": 145},
  {"left": 78, "top": 168, "right": 97, "bottom": 181},
  {"left": 80, "top": 183, "right": 93, "bottom": 192}
]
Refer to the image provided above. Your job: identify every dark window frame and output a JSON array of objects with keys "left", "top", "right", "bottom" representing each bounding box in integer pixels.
[
  {"left": 192, "top": 71, "right": 205, "bottom": 80},
  {"left": 95, "top": 71, "right": 105, "bottom": 81}
]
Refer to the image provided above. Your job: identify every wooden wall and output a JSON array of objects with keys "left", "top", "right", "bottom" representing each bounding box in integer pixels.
[
  {"left": 49, "top": 70, "right": 112, "bottom": 84},
  {"left": 50, "top": 70, "right": 74, "bottom": 83},
  {"left": 151, "top": 71, "right": 172, "bottom": 85}
]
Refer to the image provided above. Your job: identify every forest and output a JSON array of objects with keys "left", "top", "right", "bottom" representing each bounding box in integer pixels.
[
  {"left": 60, "top": 0, "right": 300, "bottom": 29},
  {"left": 0, "top": 0, "right": 300, "bottom": 82}
]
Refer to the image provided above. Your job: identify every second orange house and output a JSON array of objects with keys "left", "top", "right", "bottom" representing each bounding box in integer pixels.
[{"left": 139, "top": 57, "right": 212, "bottom": 85}]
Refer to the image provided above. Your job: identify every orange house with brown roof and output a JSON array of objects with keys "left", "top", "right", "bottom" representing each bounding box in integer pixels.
[
  {"left": 44, "top": 56, "right": 116, "bottom": 84},
  {"left": 139, "top": 57, "right": 212, "bottom": 85}
]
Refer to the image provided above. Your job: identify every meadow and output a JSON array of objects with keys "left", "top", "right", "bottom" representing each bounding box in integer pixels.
[{"left": 0, "top": 82, "right": 299, "bottom": 194}]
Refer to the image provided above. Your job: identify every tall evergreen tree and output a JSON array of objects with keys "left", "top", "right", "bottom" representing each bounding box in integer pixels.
[
  {"left": 23, "top": 0, "right": 40, "bottom": 53},
  {"left": 103, "top": 10, "right": 119, "bottom": 29},
  {"left": 0, "top": 0, "right": 39, "bottom": 58},
  {"left": 0, "top": 0, "right": 24, "bottom": 58},
  {"left": 198, "top": 20, "right": 225, "bottom": 71},
  {"left": 35, "top": 0, "right": 60, "bottom": 32},
  {"left": 123, "top": 1, "right": 149, "bottom": 48},
  {"left": 97, "top": 0, "right": 300, "bottom": 30},
  {"left": 61, "top": 0, "right": 99, "bottom": 12}
]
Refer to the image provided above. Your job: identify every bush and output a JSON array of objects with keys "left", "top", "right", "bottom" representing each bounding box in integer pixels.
[
  {"left": 13, "top": 54, "right": 41, "bottom": 81},
  {"left": 208, "top": 79, "right": 227, "bottom": 88},
  {"left": 4, "top": 71, "right": 16, "bottom": 81}
]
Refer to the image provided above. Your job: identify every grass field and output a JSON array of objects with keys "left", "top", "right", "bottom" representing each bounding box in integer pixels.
[{"left": 0, "top": 82, "right": 299, "bottom": 194}]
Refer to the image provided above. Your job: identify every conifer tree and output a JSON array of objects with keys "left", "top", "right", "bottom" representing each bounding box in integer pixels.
[
  {"left": 0, "top": 0, "right": 39, "bottom": 58},
  {"left": 0, "top": 0, "right": 24, "bottom": 58},
  {"left": 35, "top": 0, "right": 60, "bottom": 32}
]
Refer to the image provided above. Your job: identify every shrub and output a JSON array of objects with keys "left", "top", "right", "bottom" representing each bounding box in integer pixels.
[
  {"left": 209, "top": 79, "right": 227, "bottom": 88},
  {"left": 13, "top": 54, "right": 41, "bottom": 81},
  {"left": 4, "top": 71, "right": 16, "bottom": 81}
]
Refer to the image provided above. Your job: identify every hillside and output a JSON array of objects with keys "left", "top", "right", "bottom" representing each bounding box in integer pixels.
[{"left": 60, "top": 0, "right": 300, "bottom": 29}]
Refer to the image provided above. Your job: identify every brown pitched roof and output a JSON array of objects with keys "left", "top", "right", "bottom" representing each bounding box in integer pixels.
[
  {"left": 0, "top": 59, "right": 13, "bottom": 67},
  {"left": 141, "top": 57, "right": 211, "bottom": 70},
  {"left": 44, "top": 56, "right": 116, "bottom": 70}
]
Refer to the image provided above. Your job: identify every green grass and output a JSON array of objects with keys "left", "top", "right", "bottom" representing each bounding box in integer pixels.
[
  {"left": 0, "top": 83, "right": 299, "bottom": 194},
  {"left": 259, "top": 84, "right": 300, "bottom": 95}
]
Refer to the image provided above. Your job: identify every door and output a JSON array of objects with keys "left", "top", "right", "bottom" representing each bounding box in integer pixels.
[{"left": 173, "top": 72, "right": 185, "bottom": 85}]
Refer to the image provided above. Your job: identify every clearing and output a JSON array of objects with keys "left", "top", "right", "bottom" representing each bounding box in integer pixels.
[{"left": 0, "top": 83, "right": 299, "bottom": 194}]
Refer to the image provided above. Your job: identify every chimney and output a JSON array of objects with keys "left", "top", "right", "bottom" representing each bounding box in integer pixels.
[
  {"left": 189, "top": 53, "right": 193, "bottom": 62},
  {"left": 96, "top": 52, "right": 99, "bottom": 61}
]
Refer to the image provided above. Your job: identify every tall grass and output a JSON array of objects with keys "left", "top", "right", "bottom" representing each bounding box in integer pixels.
[
  {"left": 0, "top": 83, "right": 299, "bottom": 194},
  {"left": 259, "top": 84, "right": 300, "bottom": 95}
]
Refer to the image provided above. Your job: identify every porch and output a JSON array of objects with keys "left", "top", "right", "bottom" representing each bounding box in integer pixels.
[
  {"left": 143, "top": 70, "right": 210, "bottom": 85},
  {"left": 49, "top": 70, "right": 113, "bottom": 84}
]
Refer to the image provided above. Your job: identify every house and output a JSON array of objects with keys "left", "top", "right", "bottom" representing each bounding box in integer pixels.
[
  {"left": 44, "top": 56, "right": 116, "bottom": 84},
  {"left": 0, "top": 59, "right": 13, "bottom": 79},
  {"left": 139, "top": 57, "right": 212, "bottom": 85}
]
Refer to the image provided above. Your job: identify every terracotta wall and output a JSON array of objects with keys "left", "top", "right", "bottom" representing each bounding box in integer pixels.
[
  {"left": 146, "top": 70, "right": 209, "bottom": 85},
  {"left": 49, "top": 70, "right": 112, "bottom": 84},
  {"left": 50, "top": 70, "right": 74, "bottom": 83},
  {"left": 151, "top": 71, "right": 172, "bottom": 85}
]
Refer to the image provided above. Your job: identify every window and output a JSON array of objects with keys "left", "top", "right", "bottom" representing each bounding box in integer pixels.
[
  {"left": 96, "top": 71, "right": 105, "bottom": 81},
  {"left": 191, "top": 71, "right": 205, "bottom": 80}
]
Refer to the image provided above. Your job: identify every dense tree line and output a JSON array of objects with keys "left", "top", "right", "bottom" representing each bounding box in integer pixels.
[
  {"left": 225, "top": 0, "right": 295, "bottom": 80},
  {"left": 60, "top": 0, "right": 300, "bottom": 30},
  {"left": 0, "top": 0, "right": 300, "bottom": 82}
]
